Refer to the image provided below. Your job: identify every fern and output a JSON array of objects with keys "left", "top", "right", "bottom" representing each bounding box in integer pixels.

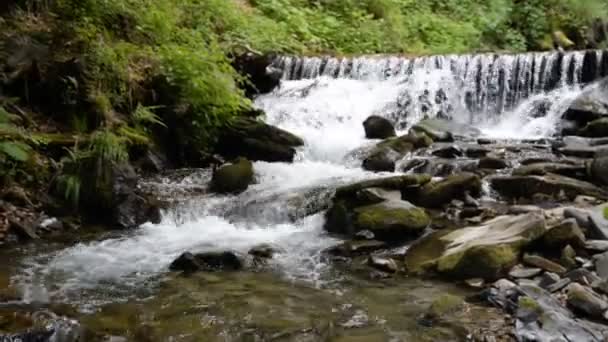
[
  {"left": 0, "top": 141, "right": 31, "bottom": 162},
  {"left": 133, "top": 104, "right": 166, "bottom": 127}
]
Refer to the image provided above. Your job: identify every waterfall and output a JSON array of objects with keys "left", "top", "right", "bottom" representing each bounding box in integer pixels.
[{"left": 273, "top": 50, "right": 608, "bottom": 126}]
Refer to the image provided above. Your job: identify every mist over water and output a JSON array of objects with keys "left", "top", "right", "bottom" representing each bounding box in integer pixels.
[{"left": 14, "top": 50, "right": 605, "bottom": 305}]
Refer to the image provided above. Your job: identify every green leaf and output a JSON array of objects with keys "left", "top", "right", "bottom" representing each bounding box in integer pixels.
[{"left": 0, "top": 141, "right": 31, "bottom": 162}]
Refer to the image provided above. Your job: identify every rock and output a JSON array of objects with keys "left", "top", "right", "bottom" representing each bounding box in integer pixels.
[
  {"left": 136, "top": 149, "right": 167, "bottom": 174},
  {"left": 425, "top": 294, "right": 464, "bottom": 319},
  {"left": 558, "top": 136, "right": 608, "bottom": 158},
  {"left": 404, "top": 213, "right": 546, "bottom": 280},
  {"left": 464, "top": 278, "right": 485, "bottom": 289},
  {"left": 523, "top": 254, "right": 567, "bottom": 274},
  {"left": 539, "top": 272, "right": 561, "bottom": 289},
  {"left": 477, "top": 138, "right": 494, "bottom": 145},
  {"left": 8, "top": 218, "right": 38, "bottom": 240},
  {"left": 328, "top": 240, "right": 387, "bottom": 257},
  {"left": 542, "top": 218, "right": 586, "bottom": 249},
  {"left": 431, "top": 145, "right": 463, "bottom": 158},
  {"left": 478, "top": 157, "right": 508, "bottom": 170},
  {"left": 367, "top": 256, "right": 398, "bottom": 273},
  {"left": 586, "top": 240, "right": 608, "bottom": 252},
  {"left": 567, "top": 268, "right": 602, "bottom": 285},
  {"left": 490, "top": 174, "right": 608, "bottom": 201},
  {"left": 354, "top": 201, "right": 430, "bottom": 241},
  {"left": 211, "top": 158, "right": 254, "bottom": 194},
  {"left": 590, "top": 156, "right": 608, "bottom": 185},
  {"left": 509, "top": 265, "right": 543, "bottom": 279},
  {"left": 547, "top": 278, "right": 572, "bottom": 293},
  {"left": 579, "top": 118, "right": 608, "bottom": 138},
  {"left": 232, "top": 53, "right": 281, "bottom": 97},
  {"left": 363, "top": 115, "right": 396, "bottom": 139},
  {"left": 566, "top": 283, "right": 608, "bottom": 319},
  {"left": 563, "top": 87, "right": 608, "bottom": 125},
  {"left": 588, "top": 203, "right": 608, "bottom": 239},
  {"left": 595, "top": 252, "right": 608, "bottom": 280},
  {"left": 561, "top": 245, "right": 578, "bottom": 270},
  {"left": 216, "top": 117, "right": 304, "bottom": 162},
  {"left": 412, "top": 173, "right": 482, "bottom": 208},
  {"left": 248, "top": 244, "right": 281, "bottom": 259},
  {"left": 362, "top": 132, "right": 432, "bottom": 172},
  {"left": 512, "top": 162, "right": 586, "bottom": 179},
  {"left": 400, "top": 157, "right": 477, "bottom": 177},
  {"left": 169, "top": 251, "right": 243, "bottom": 273},
  {"left": 410, "top": 118, "right": 481, "bottom": 142},
  {"left": 564, "top": 207, "right": 592, "bottom": 230},
  {"left": 464, "top": 146, "right": 491, "bottom": 158}
]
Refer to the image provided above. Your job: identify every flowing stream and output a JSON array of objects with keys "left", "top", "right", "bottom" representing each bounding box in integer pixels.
[{"left": 5, "top": 50, "right": 608, "bottom": 340}]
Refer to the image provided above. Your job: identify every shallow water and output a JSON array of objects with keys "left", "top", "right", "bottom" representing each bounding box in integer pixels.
[{"left": 2, "top": 53, "right": 600, "bottom": 340}]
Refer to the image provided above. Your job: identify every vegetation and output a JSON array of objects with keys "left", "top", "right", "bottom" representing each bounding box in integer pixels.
[{"left": 0, "top": 0, "right": 606, "bottom": 209}]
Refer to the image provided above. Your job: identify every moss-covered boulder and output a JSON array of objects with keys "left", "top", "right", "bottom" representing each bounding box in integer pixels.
[
  {"left": 490, "top": 174, "right": 608, "bottom": 201},
  {"left": 324, "top": 175, "right": 432, "bottom": 241},
  {"left": 210, "top": 158, "right": 254, "bottom": 194},
  {"left": 411, "top": 172, "right": 482, "bottom": 208},
  {"left": 354, "top": 201, "right": 430, "bottom": 241},
  {"left": 362, "top": 132, "right": 432, "bottom": 172},
  {"left": 404, "top": 213, "right": 546, "bottom": 280},
  {"left": 216, "top": 117, "right": 304, "bottom": 162}
]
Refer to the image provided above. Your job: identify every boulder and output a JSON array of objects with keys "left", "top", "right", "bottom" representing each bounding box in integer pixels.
[
  {"left": 563, "top": 82, "right": 608, "bottom": 126},
  {"left": 211, "top": 158, "right": 254, "bottom": 194},
  {"left": 363, "top": 115, "right": 396, "bottom": 139},
  {"left": 541, "top": 219, "right": 586, "bottom": 249},
  {"left": 232, "top": 53, "right": 282, "bottom": 97},
  {"left": 579, "top": 118, "right": 608, "bottom": 138},
  {"left": 410, "top": 118, "right": 481, "bottom": 142},
  {"left": 169, "top": 251, "right": 243, "bottom": 272},
  {"left": 588, "top": 203, "right": 608, "bottom": 239},
  {"left": 404, "top": 213, "right": 547, "bottom": 280},
  {"left": 566, "top": 283, "right": 608, "bottom": 319},
  {"left": 354, "top": 201, "right": 430, "bottom": 241},
  {"left": 411, "top": 173, "right": 482, "bottom": 208},
  {"left": 590, "top": 157, "right": 608, "bottom": 185},
  {"left": 325, "top": 175, "right": 432, "bottom": 240},
  {"left": 557, "top": 136, "right": 608, "bottom": 158},
  {"left": 478, "top": 157, "right": 508, "bottom": 170},
  {"left": 490, "top": 174, "right": 608, "bottom": 201},
  {"left": 512, "top": 162, "right": 586, "bottom": 179},
  {"left": 362, "top": 132, "right": 432, "bottom": 172},
  {"left": 216, "top": 117, "right": 304, "bottom": 162}
]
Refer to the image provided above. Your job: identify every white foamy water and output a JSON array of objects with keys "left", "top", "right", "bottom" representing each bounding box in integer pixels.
[{"left": 15, "top": 51, "right": 604, "bottom": 305}]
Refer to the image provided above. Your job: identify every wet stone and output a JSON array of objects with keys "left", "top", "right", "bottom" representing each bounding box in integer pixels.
[
  {"left": 539, "top": 272, "right": 561, "bottom": 289},
  {"left": 566, "top": 268, "right": 602, "bottom": 285},
  {"left": 566, "top": 283, "right": 608, "bottom": 319},
  {"left": 586, "top": 240, "right": 608, "bottom": 252},
  {"left": 249, "top": 244, "right": 281, "bottom": 259},
  {"left": 328, "top": 240, "right": 387, "bottom": 257},
  {"left": 509, "top": 265, "right": 543, "bottom": 279},
  {"left": 594, "top": 252, "right": 608, "bottom": 280},
  {"left": 465, "top": 278, "right": 485, "bottom": 289},
  {"left": 367, "top": 256, "right": 398, "bottom": 273},
  {"left": 523, "top": 254, "right": 567, "bottom": 274},
  {"left": 547, "top": 278, "right": 572, "bottom": 293}
]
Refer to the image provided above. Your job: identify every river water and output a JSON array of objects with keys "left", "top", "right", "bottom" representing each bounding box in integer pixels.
[{"left": 4, "top": 50, "right": 607, "bottom": 341}]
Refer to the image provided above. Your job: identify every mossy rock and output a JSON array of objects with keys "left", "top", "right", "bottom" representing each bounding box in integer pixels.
[
  {"left": 404, "top": 213, "right": 546, "bottom": 280},
  {"left": 354, "top": 201, "right": 430, "bottom": 241},
  {"left": 490, "top": 174, "right": 608, "bottom": 201},
  {"left": 415, "top": 172, "right": 482, "bottom": 208},
  {"left": 410, "top": 118, "right": 481, "bottom": 142},
  {"left": 427, "top": 294, "right": 464, "bottom": 319},
  {"left": 362, "top": 132, "right": 432, "bottom": 172},
  {"left": 210, "top": 158, "right": 254, "bottom": 194}
]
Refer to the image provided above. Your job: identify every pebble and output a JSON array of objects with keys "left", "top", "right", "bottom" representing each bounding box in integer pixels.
[
  {"left": 509, "top": 265, "right": 543, "bottom": 279},
  {"left": 523, "top": 254, "right": 567, "bottom": 274}
]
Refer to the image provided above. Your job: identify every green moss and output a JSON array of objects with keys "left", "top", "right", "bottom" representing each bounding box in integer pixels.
[
  {"left": 428, "top": 294, "right": 464, "bottom": 318},
  {"left": 437, "top": 244, "right": 518, "bottom": 280},
  {"left": 603, "top": 206, "right": 608, "bottom": 220},
  {"left": 518, "top": 296, "right": 541, "bottom": 312}
]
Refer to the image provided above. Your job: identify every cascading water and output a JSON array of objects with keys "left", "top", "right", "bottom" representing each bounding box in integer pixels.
[{"left": 12, "top": 50, "right": 608, "bottom": 315}]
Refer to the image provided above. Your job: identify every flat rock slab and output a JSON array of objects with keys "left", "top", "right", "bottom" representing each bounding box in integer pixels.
[
  {"left": 509, "top": 265, "right": 543, "bottom": 279},
  {"left": 523, "top": 254, "right": 567, "bottom": 274}
]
